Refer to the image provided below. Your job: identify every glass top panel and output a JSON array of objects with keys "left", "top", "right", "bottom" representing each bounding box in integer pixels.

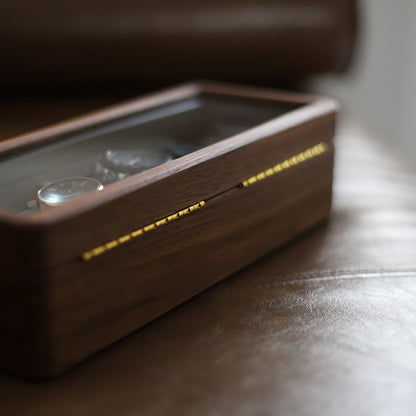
[{"left": 0, "top": 93, "right": 300, "bottom": 215}]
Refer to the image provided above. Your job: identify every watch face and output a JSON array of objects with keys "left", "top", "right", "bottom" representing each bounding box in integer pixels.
[
  {"left": 101, "top": 149, "right": 173, "bottom": 173},
  {"left": 37, "top": 177, "right": 104, "bottom": 207},
  {"left": 96, "top": 148, "right": 174, "bottom": 184}
]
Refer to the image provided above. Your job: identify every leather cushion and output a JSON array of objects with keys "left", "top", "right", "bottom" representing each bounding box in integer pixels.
[{"left": 0, "top": 0, "right": 357, "bottom": 87}]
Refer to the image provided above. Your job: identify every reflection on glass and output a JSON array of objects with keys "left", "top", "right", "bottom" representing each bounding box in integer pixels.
[
  {"left": 96, "top": 148, "right": 174, "bottom": 184},
  {"left": 37, "top": 177, "right": 104, "bottom": 209}
]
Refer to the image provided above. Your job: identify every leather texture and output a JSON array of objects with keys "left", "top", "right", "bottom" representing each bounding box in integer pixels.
[
  {"left": 0, "top": 103, "right": 415, "bottom": 415},
  {"left": 0, "top": 0, "right": 357, "bottom": 88}
]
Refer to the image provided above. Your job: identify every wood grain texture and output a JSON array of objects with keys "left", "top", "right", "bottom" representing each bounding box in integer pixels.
[{"left": 0, "top": 82, "right": 336, "bottom": 378}]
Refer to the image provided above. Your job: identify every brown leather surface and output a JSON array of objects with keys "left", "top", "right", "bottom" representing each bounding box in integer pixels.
[
  {"left": 0, "top": 102, "right": 415, "bottom": 414},
  {"left": 0, "top": 0, "right": 357, "bottom": 88}
]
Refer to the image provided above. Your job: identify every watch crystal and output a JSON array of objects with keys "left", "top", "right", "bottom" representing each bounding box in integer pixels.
[{"left": 38, "top": 177, "right": 104, "bottom": 206}]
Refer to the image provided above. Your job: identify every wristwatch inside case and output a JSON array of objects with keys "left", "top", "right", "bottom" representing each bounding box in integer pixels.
[
  {"left": 37, "top": 177, "right": 104, "bottom": 209},
  {"left": 95, "top": 148, "right": 174, "bottom": 184}
]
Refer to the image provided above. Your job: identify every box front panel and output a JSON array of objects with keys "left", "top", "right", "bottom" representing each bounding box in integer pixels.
[{"left": 1, "top": 125, "right": 334, "bottom": 378}]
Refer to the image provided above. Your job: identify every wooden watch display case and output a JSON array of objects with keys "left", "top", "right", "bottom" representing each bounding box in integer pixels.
[{"left": 0, "top": 81, "right": 337, "bottom": 379}]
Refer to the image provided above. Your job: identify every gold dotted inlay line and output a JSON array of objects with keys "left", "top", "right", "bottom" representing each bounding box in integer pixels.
[
  {"left": 241, "top": 142, "right": 329, "bottom": 188},
  {"left": 82, "top": 201, "right": 206, "bottom": 261},
  {"left": 81, "top": 142, "right": 329, "bottom": 261}
]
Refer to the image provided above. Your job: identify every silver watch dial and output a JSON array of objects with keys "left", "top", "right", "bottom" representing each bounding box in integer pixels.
[
  {"left": 96, "top": 148, "right": 174, "bottom": 184},
  {"left": 37, "top": 177, "right": 104, "bottom": 207},
  {"left": 102, "top": 149, "right": 173, "bottom": 173}
]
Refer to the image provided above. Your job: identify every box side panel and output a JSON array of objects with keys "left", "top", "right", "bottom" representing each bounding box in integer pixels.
[{"left": 0, "top": 268, "right": 56, "bottom": 378}]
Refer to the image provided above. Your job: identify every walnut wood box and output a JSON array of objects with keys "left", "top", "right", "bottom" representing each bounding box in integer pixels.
[{"left": 0, "top": 82, "right": 337, "bottom": 379}]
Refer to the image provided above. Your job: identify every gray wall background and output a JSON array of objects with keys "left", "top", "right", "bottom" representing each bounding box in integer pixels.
[{"left": 313, "top": 0, "right": 416, "bottom": 154}]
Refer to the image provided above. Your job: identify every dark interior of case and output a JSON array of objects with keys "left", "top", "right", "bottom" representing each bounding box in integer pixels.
[{"left": 0, "top": 93, "right": 301, "bottom": 214}]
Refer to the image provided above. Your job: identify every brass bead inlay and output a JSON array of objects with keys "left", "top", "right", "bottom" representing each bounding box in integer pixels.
[
  {"left": 241, "top": 142, "right": 329, "bottom": 188},
  {"left": 82, "top": 201, "right": 206, "bottom": 261}
]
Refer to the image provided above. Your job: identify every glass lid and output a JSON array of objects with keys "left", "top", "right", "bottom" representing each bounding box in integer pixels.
[{"left": 0, "top": 93, "right": 300, "bottom": 215}]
